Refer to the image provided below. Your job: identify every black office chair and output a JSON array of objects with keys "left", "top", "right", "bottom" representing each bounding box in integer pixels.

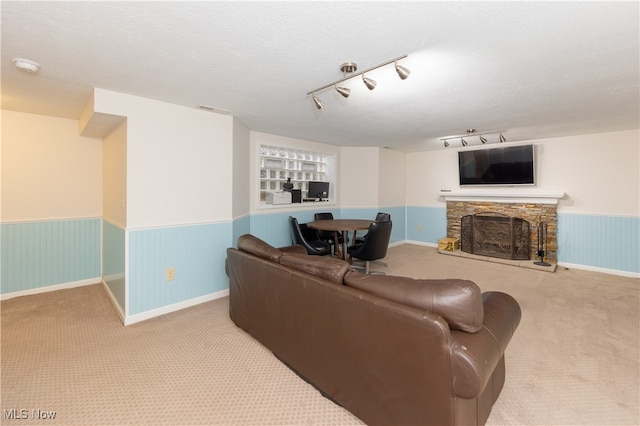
[
  {"left": 354, "top": 212, "right": 391, "bottom": 245},
  {"left": 314, "top": 212, "right": 344, "bottom": 256},
  {"left": 348, "top": 220, "right": 392, "bottom": 274},
  {"left": 289, "top": 216, "right": 331, "bottom": 256}
]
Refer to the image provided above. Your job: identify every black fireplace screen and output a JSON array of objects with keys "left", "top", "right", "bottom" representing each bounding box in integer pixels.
[{"left": 461, "top": 213, "right": 530, "bottom": 260}]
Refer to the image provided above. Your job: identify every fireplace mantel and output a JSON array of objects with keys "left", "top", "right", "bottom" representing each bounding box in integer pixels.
[{"left": 439, "top": 190, "right": 565, "bottom": 205}]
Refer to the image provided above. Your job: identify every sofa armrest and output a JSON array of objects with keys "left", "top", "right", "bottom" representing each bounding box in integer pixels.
[
  {"left": 450, "top": 292, "right": 521, "bottom": 398},
  {"left": 278, "top": 244, "right": 307, "bottom": 255}
]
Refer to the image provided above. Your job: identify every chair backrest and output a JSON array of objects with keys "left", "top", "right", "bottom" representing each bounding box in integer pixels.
[
  {"left": 289, "top": 216, "right": 306, "bottom": 246},
  {"left": 289, "top": 216, "right": 329, "bottom": 256},
  {"left": 375, "top": 212, "right": 391, "bottom": 222},
  {"left": 314, "top": 212, "right": 335, "bottom": 241},
  {"left": 353, "top": 220, "right": 392, "bottom": 261},
  {"left": 314, "top": 212, "right": 334, "bottom": 221}
]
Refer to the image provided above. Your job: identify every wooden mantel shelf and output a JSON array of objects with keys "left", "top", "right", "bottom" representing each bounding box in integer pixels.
[{"left": 438, "top": 190, "right": 565, "bottom": 205}]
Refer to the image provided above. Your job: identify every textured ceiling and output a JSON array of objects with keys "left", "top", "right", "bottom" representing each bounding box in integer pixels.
[{"left": 2, "top": 1, "right": 638, "bottom": 151}]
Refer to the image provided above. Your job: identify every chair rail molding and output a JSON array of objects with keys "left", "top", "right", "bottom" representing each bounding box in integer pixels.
[{"left": 438, "top": 190, "right": 565, "bottom": 205}]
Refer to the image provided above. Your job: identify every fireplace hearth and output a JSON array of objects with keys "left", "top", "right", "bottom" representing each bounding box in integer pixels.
[{"left": 461, "top": 213, "right": 530, "bottom": 260}]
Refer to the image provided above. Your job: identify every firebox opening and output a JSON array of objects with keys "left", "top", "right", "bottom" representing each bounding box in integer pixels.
[{"left": 461, "top": 213, "right": 530, "bottom": 260}]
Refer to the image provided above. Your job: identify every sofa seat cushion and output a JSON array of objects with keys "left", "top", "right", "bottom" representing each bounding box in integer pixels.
[
  {"left": 237, "top": 234, "right": 283, "bottom": 262},
  {"left": 344, "top": 273, "right": 484, "bottom": 333},
  {"left": 279, "top": 253, "right": 351, "bottom": 284}
]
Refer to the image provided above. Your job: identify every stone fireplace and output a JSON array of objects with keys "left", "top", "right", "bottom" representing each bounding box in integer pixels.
[{"left": 439, "top": 190, "right": 564, "bottom": 263}]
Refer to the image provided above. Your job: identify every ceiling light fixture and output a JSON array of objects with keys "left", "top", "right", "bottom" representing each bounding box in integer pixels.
[
  {"left": 441, "top": 130, "right": 508, "bottom": 148},
  {"left": 307, "top": 54, "right": 409, "bottom": 108},
  {"left": 335, "top": 85, "right": 350, "bottom": 98},
  {"left": 312, "top": 94, "right": 325, "bottom": 110},
  {"left": 12, "top": 57, "right": 40, "bottom": 73},
  {"left": 362, "top": 75, "right": 377, "bottom": 90},
  {"left": 395, "top": 61, "right": 410, "bottom": 80}
]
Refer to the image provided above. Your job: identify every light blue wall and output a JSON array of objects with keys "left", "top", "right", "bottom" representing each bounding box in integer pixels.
[
  {"left": 406, "top": 206, "right": 447, "bottom": 244},
  {"left": 558, "top": 213, "right": 639, "bottom": 274},
  {"left": 3, "top": 209, "right": 637, "bottom": 305},
  {"left": 127, "top": 222, "right": 232, "bottom": 315},
  {"left": 232, "top": 215, "right": 251, "bottom": 248},
  {"left": 103, "top": 220, "right": 126, "bottom": 310},
  {"left": 1, "top": 218, "right": 101, "bottom": 295}
]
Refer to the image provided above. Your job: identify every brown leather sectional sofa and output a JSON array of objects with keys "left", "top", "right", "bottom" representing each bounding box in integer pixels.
[{"left": 226, "top": 234, "right": 521, "bottom": 425}]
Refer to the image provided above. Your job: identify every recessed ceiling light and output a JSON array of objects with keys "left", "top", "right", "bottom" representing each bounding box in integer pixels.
[{"left": 12, "top": 58, "right": 40, "bottom": 73}]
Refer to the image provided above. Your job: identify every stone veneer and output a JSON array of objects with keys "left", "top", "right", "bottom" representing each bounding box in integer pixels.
[{"left": 446, "top": 201, "right": 557, "bottom": 262}]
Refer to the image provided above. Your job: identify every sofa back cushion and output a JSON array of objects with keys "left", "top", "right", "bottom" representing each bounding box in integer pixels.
[
  {"left": 237, "top": 234, "right": 283, "bottom": 262},
  {"left": 279, "top": 253, "right": 351, "bottom": 284},
  {"left": 344, "top": 273, "right": 484, "bottom": 333}
]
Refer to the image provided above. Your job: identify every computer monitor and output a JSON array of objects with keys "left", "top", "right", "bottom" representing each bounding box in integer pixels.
[{"left": 307, "top": 181, "right": 329, "bottom": 201}]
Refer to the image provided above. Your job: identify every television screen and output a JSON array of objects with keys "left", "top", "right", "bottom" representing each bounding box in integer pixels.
[
  {"left": 307, "top": 181, "right": 329, "bottom": 200},
  {"left": 458, "top": 145, "right": 535, "bottom": 186}
]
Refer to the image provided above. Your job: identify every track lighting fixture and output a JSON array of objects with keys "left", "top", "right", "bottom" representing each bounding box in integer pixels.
[
  {"left": 441, "top": 130, "right": 508, "bottom": 148},
  {"left": 307, "top": 54, "right": 409, "bottom": 108}
]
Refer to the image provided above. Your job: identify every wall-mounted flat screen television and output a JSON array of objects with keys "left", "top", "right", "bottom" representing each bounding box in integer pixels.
[{"left": 458, "top": 144, "right": 535, "bottom": 186}]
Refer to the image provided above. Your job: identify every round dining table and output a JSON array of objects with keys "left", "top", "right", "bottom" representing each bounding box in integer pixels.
[{"left": 307, "top": 219, "right": 373, "bottom": 260}]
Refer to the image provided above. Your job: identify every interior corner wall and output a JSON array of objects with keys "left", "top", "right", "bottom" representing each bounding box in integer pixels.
[
  {"left": 1, "top": 110, "right": 102, "bottom": 297},
  {"left": 378, "top": 148, "right": 407, "bottom": 243},
  {"left": 102, "top": 119, "right": 127, "bottom": 314},
  {"left": 102, "top": 119, "right": 127, "bottom": 228},
  {"left": 232, "top": 118, "right": 251, "bottom": 245},
  {"left": 92, "top": 90, "right": 235, "bottom": 320}
]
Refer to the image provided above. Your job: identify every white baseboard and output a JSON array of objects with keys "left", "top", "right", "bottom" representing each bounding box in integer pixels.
[
  {"left": 401, "top": 240, "right": 638, "bottom": 278},
  {"left": 123, "top": 289, "right": 230, "bottom": 326},
  {"left": 101, "top": 279, "right": 126, "bottom": 323},
  {"left": 404, "top": 240, "right": 438, "bottom": 248},
  {"left": 557, "top": 262, "right": 640, "bottom": 279},
  {"left": 0, "top": 278, "right": 101, "bottom": 301}
]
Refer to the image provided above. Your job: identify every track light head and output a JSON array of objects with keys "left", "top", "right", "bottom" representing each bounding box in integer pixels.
[
  {"left": 335, "top": 86, "right": 350, "bottom": 98},
  {"left": 443, "top": 140, "right": 449, "bottom": 147},
  {"left": 480, "top": 135, "right": 487, "bottom": 144},
  {"left": 312, "top": 95, "right": 325, "bottom": 110},
  {"left": 499, "top": 133, "right": 506, "bottom": 143},
  {"left": 362, "top": 74, "right": 377, "bottom": 90},
  {"left": 461, "top": 138, "right": 468, "bottom": 147},
  {"left": 395, "top": 62, "right": 410, "bottom": 80}
]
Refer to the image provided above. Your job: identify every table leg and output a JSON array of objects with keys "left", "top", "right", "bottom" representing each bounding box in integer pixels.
[
  {"left": 342, "top": 231, "right": 349, "bottom": 263},
  {"left": 333, "top": 231, "right": 342, "bottom": 259}
]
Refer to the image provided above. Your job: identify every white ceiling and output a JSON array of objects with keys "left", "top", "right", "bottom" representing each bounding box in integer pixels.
[{"left": 2, "top": 1, "right": 638, "bottom": 152}]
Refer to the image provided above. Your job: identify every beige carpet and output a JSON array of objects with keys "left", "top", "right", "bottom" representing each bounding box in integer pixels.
[{"left": 2, "top": 244, "right": 638, "bottom": 425}]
